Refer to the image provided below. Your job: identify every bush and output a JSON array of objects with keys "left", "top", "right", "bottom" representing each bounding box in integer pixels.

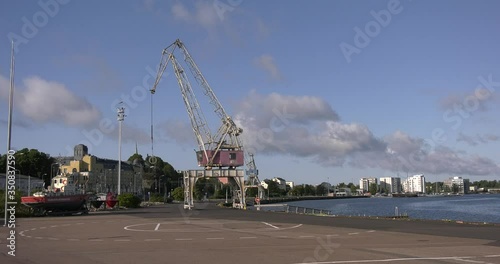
[
  {"left": 171, "top": 187, "right": 184, "bottom": 201},
  {"left": 117, "top": 193, "right": 141, "bottom": 208},
  {"left": 0, "top": 189, "right": 33, "bottom": 217},
  {"left": 149, "top": 193, "right": 164, "bottom": 203}
]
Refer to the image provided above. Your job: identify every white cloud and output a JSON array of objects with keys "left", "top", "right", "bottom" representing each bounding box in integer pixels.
[
  {"left": 234, "top": 92, "right": 500, "bottom": 176},
  {"left": 457, "top": 132, "right": 500, "bottom": 146},
  {"left": 171, "top": 2, "right": 219, "bottom": 32},
  {"left": 0, "top": 74, "right": 101, "bottom": 127},
  {"left": 254, "top": 55, "right": 283, "bottom": 81}
]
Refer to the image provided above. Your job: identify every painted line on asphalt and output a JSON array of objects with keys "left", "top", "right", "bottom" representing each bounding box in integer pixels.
[
  {"left": 262, "top": 222, "right": 280, "bottom": 229},
  {"left": 367, "top": 230, "right": 376, "bottom": 233},
  {"left": 114, "top": 239, "right": 131, "bottom": 242},
  {"left": 454, "top": 259, "right": 488, "bottom": 264},
  {"left": 155, "top": 223, "right": 161, "bottom": 231},
  {"left": 348, "top": 232, "right": 359, "bottom": 235},
  {"left": 293, "top": 256, "right": 490, "bottom": 264},
  {"left": 175, "top": 238, "right": 193, "bottom": 241},
  {"left": 299, "top": 235, "right": 315, "bottom": 239},
  {"left": 207, "top": 237, "right": 224, "bottom": 240},
  {"left": 239, "top": 236, "right": 257, "bottom": 239},
  {"left": 145, "top": 239, "right": 162, "bottom": 242}
]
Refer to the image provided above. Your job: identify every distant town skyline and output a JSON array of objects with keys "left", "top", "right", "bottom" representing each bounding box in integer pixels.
[{"left": 1, "top": 1, "right": 500, "bottom": 185}]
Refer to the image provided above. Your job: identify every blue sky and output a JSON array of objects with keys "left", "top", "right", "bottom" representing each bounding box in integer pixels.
[{"left": 1, "top": 0, "right": 499, "bottom": 185}]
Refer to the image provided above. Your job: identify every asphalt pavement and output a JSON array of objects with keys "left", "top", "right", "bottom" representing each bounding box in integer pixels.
[{"left": 1, "top": 202, "right": 499, "bottom": 264}]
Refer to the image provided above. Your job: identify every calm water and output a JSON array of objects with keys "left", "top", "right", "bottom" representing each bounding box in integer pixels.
[{"left": 284, "top": 194, "right": 500, "bottom": 223}]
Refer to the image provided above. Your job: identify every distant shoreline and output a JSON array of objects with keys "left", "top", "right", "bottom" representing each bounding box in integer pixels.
[{"left": 258, "top": 195, "right": 369, "bottom": 205}]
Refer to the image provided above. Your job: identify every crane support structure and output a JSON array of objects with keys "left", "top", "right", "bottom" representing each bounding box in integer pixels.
[{"left": 150, "top": 39, "right": 253, "bottom": 209}]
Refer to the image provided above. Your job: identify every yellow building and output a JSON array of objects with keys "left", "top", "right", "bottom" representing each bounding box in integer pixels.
[{"left": 59, "top": 144, "right": 143, "bottom": 195}]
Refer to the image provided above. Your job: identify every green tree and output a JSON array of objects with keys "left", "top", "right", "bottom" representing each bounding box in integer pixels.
[
  {"left": 171, "top": 187, "right": 184, "bottom": 201},
  {"left": 290, "top": 185, "right": 305, "bottom": 196},
  {"left": 316, "top": 184, "right": 327, "bottom": 196},
  {"left": 1, "top": 148, "right": 54, "bottom": 187},
  {"left": 369, "top": 183, "right": 378, "bottom": 195}
]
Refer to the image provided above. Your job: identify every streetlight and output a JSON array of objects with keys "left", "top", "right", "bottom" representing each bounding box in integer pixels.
[{"left": 117, "top": 104, "right": 126, "bottom": 195}]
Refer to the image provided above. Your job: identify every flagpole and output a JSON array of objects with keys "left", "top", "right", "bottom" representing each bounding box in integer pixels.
[{"left": 4, "top": 41, "right": 15, "bottom": 226}]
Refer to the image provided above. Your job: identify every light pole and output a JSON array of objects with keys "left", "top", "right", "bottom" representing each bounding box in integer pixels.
[{"left": 117, "top": 104, "right": 125, "bottom": 195}]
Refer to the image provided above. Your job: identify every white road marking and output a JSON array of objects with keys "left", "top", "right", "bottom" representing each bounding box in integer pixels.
[
  {"left": 280, "top": 224, "right": 303, "bottom": 230},
  {"left": 114, "top": 239, "right": 131, "bottom": 242},
  {"left": 455, "top": 259, "right": 488, "bottom": 264},
  {"left": 88, "top": 239, "right": 104, "bottom": 242},
  {"left": 206, "top": 237, "right": 224, "bottom": 240},
  {"left": 239, "top": 237, "right": 257, "bottom": 239},
  {"left": 348, "top": 232, "right": 359, "bottom": 235},
  {"left": 293, "top": 256, "right": 482, "bottom": 264},
  {"left": 328, "top": 234, "right": 339, "bottom": 237},
  {"left": 31, "top": 228, "right": 36, "bottom": 230},
  {"left": 485, "top": 255, "right": 500, "bottom": 258},
  {"left": 155, "top": 223, "right": 161, "bottom": 231},
  {"left": 35, "top": 237, "right": 43, "bottom": 239},
  {"left": 145, "top": 239, "right": 162, "bottom": 242},
  {"left": 367, "top": 230, "right": 376, "bottom": 233},
  {"left": 50, "top": 225, "right": 58, "bottom": 228},
  {"left": 262, "top": 222, "right": 280, "bottom": 229},
  {"left": 47, "top": 238, "right": 59, "bottom": 241},
  {"left": 299, "top": 235, "right": 315, "bottom": 238},
  {"left": 175, "top": 238, "right": 193, "bottom": 241}
]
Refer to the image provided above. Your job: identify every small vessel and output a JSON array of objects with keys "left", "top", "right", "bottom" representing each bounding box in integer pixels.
[{"left": 21, "top": 172, "right": 93, "bottom": 216}]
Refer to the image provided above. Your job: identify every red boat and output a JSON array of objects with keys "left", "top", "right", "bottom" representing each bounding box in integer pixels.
[{"left": 21, "top": 173, "right": 92, "bottom": 216}]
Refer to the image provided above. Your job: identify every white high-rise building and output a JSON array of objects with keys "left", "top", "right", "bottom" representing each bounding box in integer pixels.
[
  {"left": 359, "top": 177, "right": 377, "bottom": 192},
  {"left": 379, "top": 177, "right": 402, "bottom": 193},
  {"left": 402, "top": 174, "right": 425, "bottom": 193}
]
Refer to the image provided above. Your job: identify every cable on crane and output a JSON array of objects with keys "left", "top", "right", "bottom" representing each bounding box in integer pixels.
[{"left": 149, "top": 91, "right": 157, "bottom": 166}]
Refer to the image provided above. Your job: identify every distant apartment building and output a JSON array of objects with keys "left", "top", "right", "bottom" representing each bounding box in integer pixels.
[
  {"left": 443, "top": 176, "right": 470, "bottom": 194},
  {"left": 402, "top": 174, "right": 425, "bottom": 193},
  {"left": 272, "top": 177, "right": 287, "bottom": 190},
  {"left": 286, "top": 181, "right": 295, "bottom": 189},
  {"left": 379, "top": 177, "right": 402, "bottom": 194},
  {"left": 359, "top": 177, "right": 377, "bottom": 192}
]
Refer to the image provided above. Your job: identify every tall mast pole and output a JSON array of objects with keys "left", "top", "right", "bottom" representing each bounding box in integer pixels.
[
  {"left": 117, "top": 104, "right": 125, "bottom": 195},
  {"left": 4, "top": 41, "right": 15, "bottom": 226}
]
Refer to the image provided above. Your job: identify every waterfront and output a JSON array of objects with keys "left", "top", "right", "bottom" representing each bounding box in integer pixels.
[{"left": 285, "top": 194, "right": 500, "bottom": 223}]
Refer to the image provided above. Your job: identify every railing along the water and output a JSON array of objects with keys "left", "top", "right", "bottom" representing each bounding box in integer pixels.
[{"left": 284, "top": 204, "right": 332, "bottom": 215}]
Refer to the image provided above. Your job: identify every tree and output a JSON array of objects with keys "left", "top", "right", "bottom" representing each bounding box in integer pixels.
[
  {"left": 316, "top": 184, "right": 327, "bottom": 196},
  {"left": 369, "top": 183, "right": 378, "bottom": 195},
  {"left": 290, "top": 185, "right": 305, "bottom": 196},
  {"left": 1, "top": 148, "right": 54, "bottom": 186},
  {"left": 171, "top": 187, "right": 184, "bottom": 201}
]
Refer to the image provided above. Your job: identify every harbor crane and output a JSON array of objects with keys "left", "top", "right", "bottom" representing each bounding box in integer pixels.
[{"left": 150, "top": 39, "right": 262, "bottom": 208}]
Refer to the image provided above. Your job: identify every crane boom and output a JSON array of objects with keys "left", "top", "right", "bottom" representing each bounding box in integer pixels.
[{"left": 150, "top": 39, "right": 244, "bottom": 169}]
